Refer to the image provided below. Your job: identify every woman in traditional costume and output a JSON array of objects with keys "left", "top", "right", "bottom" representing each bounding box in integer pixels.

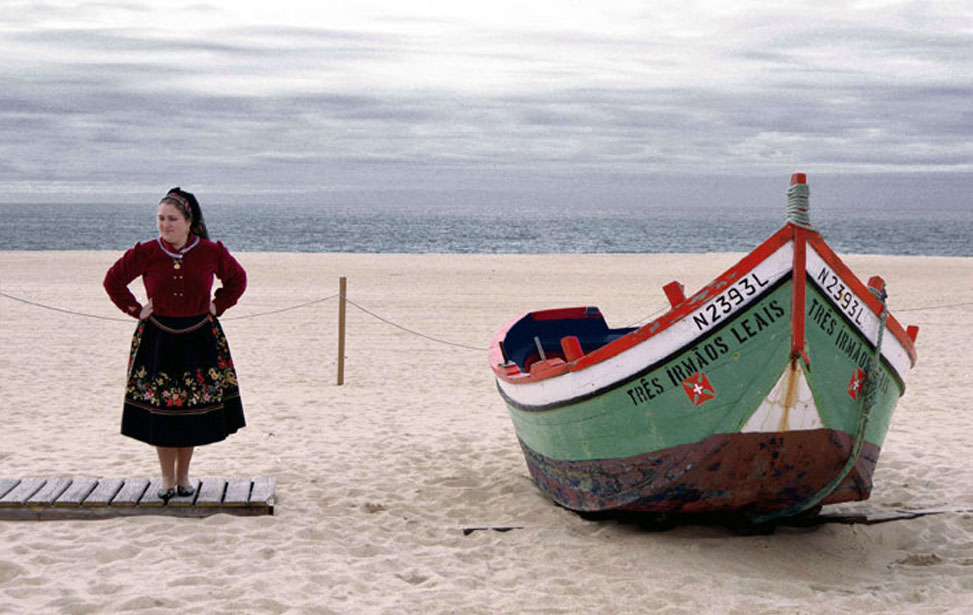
[{"left": 104, "top": 188, "right": 247, "bottom": 501}]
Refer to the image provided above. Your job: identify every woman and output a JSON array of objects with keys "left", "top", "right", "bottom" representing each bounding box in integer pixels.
[{"left": 104, "top": 187, "right": 247, "bottom": 501}]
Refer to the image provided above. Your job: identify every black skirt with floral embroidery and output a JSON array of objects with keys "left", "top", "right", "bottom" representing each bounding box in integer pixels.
[{"left": 121, "top": 314, "right": 245, "bottom": 447}]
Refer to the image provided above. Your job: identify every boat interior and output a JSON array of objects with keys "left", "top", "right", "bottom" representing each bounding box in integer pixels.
[{"left": 500, "top": 307, "right": 636, "bottom": 372}]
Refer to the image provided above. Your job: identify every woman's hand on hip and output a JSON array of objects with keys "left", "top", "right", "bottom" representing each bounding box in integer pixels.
[
  {"left": 209, "top": 301, "right": 217, "bottom": 316},
  {"left": 139, "top": 299, "right": 154, "bottom": 320}
]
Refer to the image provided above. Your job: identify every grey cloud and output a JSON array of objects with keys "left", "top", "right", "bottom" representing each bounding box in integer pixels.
[
  {"left": 6, "top": 26, "right": 398, "bottom": 77},
  {"left": 0, "top": 1, "right": 153, "bottom": 26},
  {"left": 0, "top": 5, "right": 968, "bottom": 201}
]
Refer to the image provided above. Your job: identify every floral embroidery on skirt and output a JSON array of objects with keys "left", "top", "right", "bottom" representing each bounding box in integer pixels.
[{"left": 121, "top": 314, "right": 245, "bottom": 446}]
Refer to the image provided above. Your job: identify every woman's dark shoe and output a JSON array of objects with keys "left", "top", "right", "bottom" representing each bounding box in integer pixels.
[
  {"left": 176, "top": 485, "right": 196, "bottom": 497},
  {"left": 157, "top": 487, "right": 176, "bottom": 502}
]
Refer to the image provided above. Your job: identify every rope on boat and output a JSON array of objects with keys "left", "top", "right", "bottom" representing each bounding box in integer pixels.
[
  {"left": 785, "top": 181, "right": 813, "bottom": 229},
  {"left": 752, "top": 284, "right": 891, "bottom": 525}
]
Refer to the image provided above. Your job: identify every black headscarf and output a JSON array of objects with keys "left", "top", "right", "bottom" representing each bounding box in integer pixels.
[{"left": 160, "top": 187, "right": 209, "bottom": 240}]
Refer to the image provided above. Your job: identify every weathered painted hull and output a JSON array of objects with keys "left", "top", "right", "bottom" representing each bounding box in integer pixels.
[
  {"left": 518, "top": 431, "right": 879, "bottom": 513},
  {"left": 490, "top": 177, "right": 917, "bottom": 517}
]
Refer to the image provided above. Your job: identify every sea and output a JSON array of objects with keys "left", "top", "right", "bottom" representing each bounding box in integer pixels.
[{"left": 0, "top": 195, "right": 969, "bottom": 256}]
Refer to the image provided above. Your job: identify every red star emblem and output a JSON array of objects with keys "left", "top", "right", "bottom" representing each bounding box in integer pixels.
[
  {"left": 847, "top": 368, "right": 866, "bottom": 400},
  {"left": 682, "top": 371, "right": 716, "bottom": 406}
]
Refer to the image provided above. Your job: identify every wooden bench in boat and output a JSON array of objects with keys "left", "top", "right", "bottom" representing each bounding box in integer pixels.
[{"left": 0, "top": 476, "right": 276, "bottom": 520}]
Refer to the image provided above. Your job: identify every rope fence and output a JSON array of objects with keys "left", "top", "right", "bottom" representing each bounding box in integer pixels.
[
  {"left": 340, "top": 296, "right": 485, "bottom": 352},
  {"left": 896, "top": 301, "right": 973, "bottom": 313},
  {"left": 0, "top": 289, "right": 488, "bottom": 351},
  {"left": 0, "top": 292, "right": 132, "bottom": 323},
  {"left": 224, "top": 295, "right": 340, "bottom": 321},
  {"left": 1, "top": 289, "right": 970, "bottom": 341},
  {"left": 1, "top": 282, "right": 970, "bottom": 387}
]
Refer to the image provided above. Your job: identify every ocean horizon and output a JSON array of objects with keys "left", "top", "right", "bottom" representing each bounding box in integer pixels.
[{"left": 1, "top": 196, "right": 969, "bottom": 257}]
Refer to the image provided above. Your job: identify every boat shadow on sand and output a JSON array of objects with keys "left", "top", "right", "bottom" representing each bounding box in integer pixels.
[{"left": 574, "top": 506, "right": 954, "bottom": 536}]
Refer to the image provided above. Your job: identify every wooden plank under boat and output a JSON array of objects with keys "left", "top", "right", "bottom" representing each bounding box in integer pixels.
[{"left": 489, "top": 173, "right": 919, "bottom": 521}]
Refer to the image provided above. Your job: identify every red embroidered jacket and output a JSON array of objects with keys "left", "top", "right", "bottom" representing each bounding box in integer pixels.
[{"left": 104, "top": 236, "right": 247, "bottom": 318}]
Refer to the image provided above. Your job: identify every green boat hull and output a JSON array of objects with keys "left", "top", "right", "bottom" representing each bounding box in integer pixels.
[
  {"left": 492, "top": 176, "right": 918, "bottom": 517},
  {"left": 501, "top": 277, "right": 905, "bottom": 513}
]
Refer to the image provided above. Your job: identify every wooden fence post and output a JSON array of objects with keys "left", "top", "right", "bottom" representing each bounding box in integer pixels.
[{"left": 337, "top": 276, "right": 346, "bottom": 386}]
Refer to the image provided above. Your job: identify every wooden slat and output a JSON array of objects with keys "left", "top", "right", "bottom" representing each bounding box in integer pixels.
[
  {"left": 26, "top": 478, "right": 72, "bottom": 506},
  {"left": 0, "top": 478, "right": 46, "bottom": 507},
  {"left": 168, "top": 479, "right": 201, "bottom": 507},
  {"left": 140, "top": 477, "right": 168, "bottom": 508},
  {"left": 0, "top": 479, "right": 20, "bottom": 499},
  {"left": 54, "top": 478, "right": 99, "bottom": 507},
  {"left": 111, "top": 478, "right": 149, "bottom": 507},
  {"left": 249, "top": 476, "right": 276, "bottom": 507},
  {"left": 223, "top": 478, "right": 253, "bottom": 507},
  {"left": 0, "top": 476, "right": 275, "bottom": 519},
  {"left": 82, "top": 478, "right": 125, "bottom": 507},
  {"left": 195, "top": 477, "right": 227, "bottom": 507}
]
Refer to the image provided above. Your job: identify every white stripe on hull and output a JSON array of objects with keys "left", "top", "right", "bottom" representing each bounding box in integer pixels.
[
  {"left": 806, "top": 247, "right": 912, "bottom": 380},
  {"left": 499, "top": 242, "right": 795, "bottom": 408}
]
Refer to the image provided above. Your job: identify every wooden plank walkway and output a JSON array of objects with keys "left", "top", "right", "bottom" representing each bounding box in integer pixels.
[{"left": 0, "top": 476, "right": 275, "bottom": 520}]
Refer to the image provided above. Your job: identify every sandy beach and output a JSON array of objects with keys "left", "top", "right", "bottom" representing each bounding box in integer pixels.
[{"left": 0, "top": 250, "right": 970, "bottom": 614}]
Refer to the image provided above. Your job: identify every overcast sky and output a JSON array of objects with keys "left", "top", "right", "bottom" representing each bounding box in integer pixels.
[{"left": 0, "top": 0, "right": 969, "bottom": 207}]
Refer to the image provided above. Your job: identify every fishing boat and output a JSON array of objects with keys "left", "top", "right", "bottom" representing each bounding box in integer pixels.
[{"left": 489, "top": 173, "right": 919, "bottom": 521}]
